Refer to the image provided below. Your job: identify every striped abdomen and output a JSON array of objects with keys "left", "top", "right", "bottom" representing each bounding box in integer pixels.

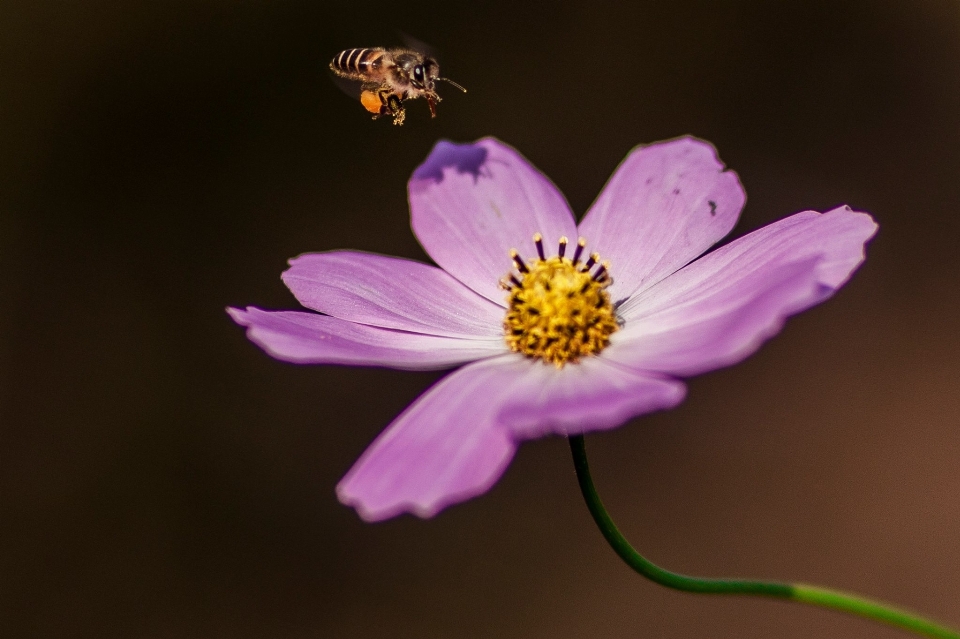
[{"left": 330, "top": 48, "right": 385, "bottom": 79}]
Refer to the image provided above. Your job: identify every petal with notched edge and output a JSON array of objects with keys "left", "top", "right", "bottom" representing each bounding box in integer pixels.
[
  {"left": 410, "top": 138, "right": 578, "bottom": 304},
  {"left": 578, "top": 137, "right": 746, "bottom": 303}
]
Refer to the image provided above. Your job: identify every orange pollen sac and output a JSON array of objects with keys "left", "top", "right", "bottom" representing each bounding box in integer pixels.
[
  {"left": 360, "top": 90, "right": 382, "bottom": 114},
  {"left": 501, "top": 234, "right": 618, "bottom": 368}
]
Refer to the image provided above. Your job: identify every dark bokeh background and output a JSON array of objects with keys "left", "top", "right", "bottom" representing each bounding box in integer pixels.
[{"left": 2, "top": 1, "right": 959, "bottom": 637}]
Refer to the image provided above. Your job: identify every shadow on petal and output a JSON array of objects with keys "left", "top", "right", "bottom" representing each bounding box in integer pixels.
[{"left": 412, "top": 140, "right": 489, "bottom": 184}]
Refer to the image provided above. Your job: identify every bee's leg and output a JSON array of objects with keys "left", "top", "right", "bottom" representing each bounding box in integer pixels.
[
  {"left": 380, "top": 92, "right": 405, "bottom": 126},
  {"left": 425, "top": 95, "right": 437, "bottom": 118}
]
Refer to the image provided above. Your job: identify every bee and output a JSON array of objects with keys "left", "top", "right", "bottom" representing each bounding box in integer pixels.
[{"left": 330, "top": 47, "right": 466, "bottom": 126}]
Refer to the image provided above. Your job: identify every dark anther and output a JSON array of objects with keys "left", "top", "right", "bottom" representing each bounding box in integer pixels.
[
  {"left": 582, "top": 253, "right": 598, "bottom": 271},
  {"left": 509, "top": 274, "right": 523, "bottom": 289},
  {"left": 528, "top": 307, "right": 540, "bottom": 315},
  {"left": 592, "top": 261, "right": 609, "bottom": 282},
  {"left": 511, "top": 250, "right": 529, "bottom": 273},
  {"left": 572, "top": 238, "right": 586, "bottom": 265},
  {"left": 558, "top": 236, "right": 568, "bottom": 259},
  {"left": 533, "top": 233, "right": 545, "bottom": 260}
]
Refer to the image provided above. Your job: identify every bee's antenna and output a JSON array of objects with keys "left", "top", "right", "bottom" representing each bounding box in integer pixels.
[{"left": 437, "top": 77, "right": 467, "bottom": 93}]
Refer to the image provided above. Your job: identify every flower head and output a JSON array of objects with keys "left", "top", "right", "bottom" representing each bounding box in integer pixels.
[
  {"left": 502, "top": 233, "right": 619, "bottom": 366},
  {"left": 229, "top": 137, "right": 877, "bottom": 521}
]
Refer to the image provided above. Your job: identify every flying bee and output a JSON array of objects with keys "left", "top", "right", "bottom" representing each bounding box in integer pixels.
[{"left": 329, "top": 47, "right": 466, "bottom": 125}]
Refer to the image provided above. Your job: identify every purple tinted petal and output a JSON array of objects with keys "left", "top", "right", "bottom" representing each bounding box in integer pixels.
[
  {"left": 577, "top": 137, "right": 746, "bottom": 303},
  {"left": 282, "top": 251, "right": 504, "bottom": 338},
  {"left": 228, "top": 307, "right": 506, "bottom": 371},
  {"left": 409, "top": 138, "right": 578, "bottom": 304},
  {"left": 608, "top": 260, "right": 821, "bottom": 376},
  {"left": 498, "top": 357, "right": 686, "bottom": 439},
  {"left": 336, "top": 351, "right": 686, "bottom": 521},
  {"left": 608, "top": 207, "right": 877, "bottom": 376},
  {"left": 336, "top": 356, "right": 520, "bottom": 521}
]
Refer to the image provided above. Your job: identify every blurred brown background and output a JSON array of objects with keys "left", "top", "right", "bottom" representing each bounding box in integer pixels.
[{"left": 2, "top": 1, "right": 959, "bottom": 637}]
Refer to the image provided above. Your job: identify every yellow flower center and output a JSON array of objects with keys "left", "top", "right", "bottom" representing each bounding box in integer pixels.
[{"left": 502, "top": 234, "right": 619, "bottom": 368}]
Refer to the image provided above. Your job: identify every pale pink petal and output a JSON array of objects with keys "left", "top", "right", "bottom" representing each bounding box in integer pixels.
[
  {"left": 282, "top": 251, "right": 504, "bottom": 338},
  {"left": 336, "top": 356, "right": 520, "bottom": 521},
  {"left": 228, "top": 307, "right": 506, "bottom": 371},
  {"left": 498, "top": 357, "right": 687, "bottom": 439},
  {"left": 409, "top": 138, "right": 578, "bottom": 304},
  {"left": 608, "top": 207, "right": 878, "bottom": 376},
  {"left": 577, "top": 137, "right": 746, "bottom": 303}
]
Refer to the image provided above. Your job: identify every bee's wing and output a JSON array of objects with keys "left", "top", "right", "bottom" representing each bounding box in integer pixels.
[
  {"left": 397, "top": 32, "right": 441, "bottom": 61},
  {"left": 329, "top": 69, "right": 365, "bottom": 100}
]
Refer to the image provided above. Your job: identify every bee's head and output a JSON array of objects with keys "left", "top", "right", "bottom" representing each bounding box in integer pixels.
[{"left": 412, "top": 58, "right": 440, "bottom": 91}]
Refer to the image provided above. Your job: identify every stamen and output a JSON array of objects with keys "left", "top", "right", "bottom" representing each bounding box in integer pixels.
[
  {"left": 593, "top": 260, "right": 611, "bottom": 282},
  {"left": 571, "top": 238, "right": 586, "bottom": 265},
  {"left": 500, "top": 275, "right": 524, "bottom": 290},
  {"left": 510, "top": 249, "right": 529, "bottom": 273},
  {"left": 502, "top": 236, "right": 618, "bottom": 367},
  {"left": 582, "top": 252, "right": 599, "bottom": 271}
]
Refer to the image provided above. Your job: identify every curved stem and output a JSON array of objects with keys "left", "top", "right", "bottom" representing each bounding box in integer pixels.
[{"left": 568, "top": 435, "right": 959, "bottom": 639}]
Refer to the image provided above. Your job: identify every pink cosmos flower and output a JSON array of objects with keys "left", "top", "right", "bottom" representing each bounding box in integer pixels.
[{"left": 229, "top": 137, "right": 877, "bottom": 522}]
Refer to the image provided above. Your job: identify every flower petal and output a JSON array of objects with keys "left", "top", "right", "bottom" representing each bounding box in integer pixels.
[
  {"left": 409, "top": 138, "right": 579, "bottom": 304},
  {"left": 608, "top": 207, "right": 878, "bottom": 376},
  {"left": 228, "top": 306, "right": 506, "bottom": 371},
  {"left": 336, "top": 356, "right": 520, "bottom": 521},
  {"left": 337, "top": 351, "right": 685, "bottom": 520},
  {"left": 577, "top": 136, "right": 746, "bottom": 303},
  {"left": 282, "top": 251, "right": 504, "bottom": 338},
  {"left": 498, "top": 357, "right": 687, "bottom": 439}
]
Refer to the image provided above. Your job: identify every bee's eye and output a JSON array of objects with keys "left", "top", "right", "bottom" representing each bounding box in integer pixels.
[{"left": 413, "top": 65, "right": 425, "bottom": 83}]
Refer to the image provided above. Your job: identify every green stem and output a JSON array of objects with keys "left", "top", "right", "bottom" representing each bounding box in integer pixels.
[{"left": 568, "top": 435, "right": 959, "bottom": 639}]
